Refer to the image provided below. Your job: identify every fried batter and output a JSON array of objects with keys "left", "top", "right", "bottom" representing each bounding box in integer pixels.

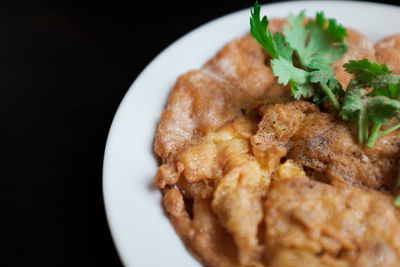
[
  {"left": 154, "top": 18, "right": 400, "bottom": 267},
  {"left": 251, "top": 101, "right": 318, "bottom": 172},
  {"left": 160, "top": 117, "right": 268, "bottom": 266},
  {"left": 266, "top": 163, "right": 400, "bottom": 267}
]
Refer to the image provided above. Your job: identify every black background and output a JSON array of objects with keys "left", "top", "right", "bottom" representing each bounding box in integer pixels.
[{"left": 2, "top": 0, "right": 399, "bottom": 266}]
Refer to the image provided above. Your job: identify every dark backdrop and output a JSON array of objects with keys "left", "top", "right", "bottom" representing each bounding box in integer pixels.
[{"left": 2, "top": 0, "right": 398, "bottom": 266}]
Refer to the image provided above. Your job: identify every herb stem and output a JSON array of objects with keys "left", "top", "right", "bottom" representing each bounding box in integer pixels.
[
  {"left": 321, "top": 83, "right": 340, "bottom": 111},
  {"left": 358, "top": 108, "right": 369, "bottom": 144},
  {"left": 377, "top": 123, "right": 400, "bottom": 138},
  {"left": 358, "top": 110, "right": 364, "bottom": 144},
  {"left": 366, "top": 123, "right": 382, "bottom": 148},
  {"left": 363, "top": 115, "right": 369, "bottom": 142}
]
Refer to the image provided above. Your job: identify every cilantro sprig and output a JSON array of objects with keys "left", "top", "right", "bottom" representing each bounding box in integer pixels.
[
  {"left": 283, "top": 11, "right": 348, "bottom": 66},
  {"left": 250, "top": 1, "right": 400, "bottom": 148},
  {"left": 250, "top": 1, "right": 346, "bottom": 111},
  {"left": 341, "top": 59, "right": 400, "bottom": 147},
  {"left": 250, "top": 1, "right": 400, "bottom": 207}
]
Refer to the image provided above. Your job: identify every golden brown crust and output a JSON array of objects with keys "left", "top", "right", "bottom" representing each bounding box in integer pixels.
[
  {"left": 251, "top": 101, "right": 319, "bottom": 172},
  {"left": 154, "top": 69, "right": 240, "bottom": 163},
  {"left": 153, "top": 18, "right": 400, "bottom": 267},
  {"left": 163, "top": 188, "right": 241, "bottom": 267},
  {"left": 265, "top": 171, "right": 400, "bottom": 267},
  {"left": 287, "top": 109, "right": 400, "bottom": 189}
]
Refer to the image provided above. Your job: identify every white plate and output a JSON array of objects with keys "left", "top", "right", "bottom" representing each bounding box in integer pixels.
[{"left": 103, "top": 1, "right": 400, "bottom": 266}]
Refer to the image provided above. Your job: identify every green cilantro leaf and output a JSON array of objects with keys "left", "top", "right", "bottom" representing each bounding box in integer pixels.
[
  {"left": 290, "top": 80, "right": 315, "bottom": 99},
  {"left": 269, "top": 56, "right": 315, "bottom": 99},
  {"left": 278, "top": 10, "right": 345, "bottom": 110},
  {"left": 250, "top": 1, "right": 314, "bottom": 100},
  {"left": 249, "top": 3, "right": 400, "bottom": 206},
  {"left": 308, "top": 56, "right": 344, "bottom": 98},
  {"left": 341, "top": 81, "right": 365, "bottom": 121},
  {"left": 284, "top": 11, "right": 348, "bottom": 67},
  {"left": 322, "top": 13, "right": 348, "bottom": 42},
  {"left": 250, "top": 2, "right": 294, "bottom": 62},
  {"left": 344, "top": 59, "right": 392, "bottom": 86},
  {"left": 368, "top": 75, "right": 400, "bottom": 99},
  {"left": 250, "top": 1, "right": 279, "bottom": 59},
  {"left": 270, "top": 57, "right": 308, "bottom": 85},
  {"left": 272, "top": 33, "right": 293, "bottom": 63},
  {"left": 341, "top": 81, "right": 367, "bottom": 143},
  {"left": 306, "top": 12, "right": 348, "bottom": 65},
  {"left": 370, "top": 83, "right": 400, "bottom": 99},
  {"left": 341, "top": 59, "right": 400, "bottom": 147},
  {"left": 250, "top": 2, "right": 343, "bottom": 109},
  {"left": 364, "top": 95, "right": 400, "bottom": 148},
  {"left": 367, "top": 96, "right": 400, "bottom": 125},
  {"left": 282, "top": 12, "right": 308, "bottom": 64}
]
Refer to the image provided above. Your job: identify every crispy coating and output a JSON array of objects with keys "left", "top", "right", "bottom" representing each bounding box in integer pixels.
[
  {"left": 252, "top": 101, "right": 400, "bottom": 188},
  {"left": 212, "top": 152, "right": 269, "bottom": 266},
  {"left": 265, "top": 163, "right": 400, "bottom": 267},
  {"left": 161, "top": 117, "right": 268, "bottom": 266},
  {"left": 154, "top": 18, "right": 400, "bottom": 267},
  {"left": 163, "top": 189, "right": 240, "bottom": 267},
  {"left": 251, "top": 101, "right": 318, "bottom": 172},
  {"left": 155, "top": 29, "right": 291, "bottom": 163},
  {"left": 154, "top": 69, "right": 240, "bottom": 163},
  {"left": 288, "top": 111, "right": 400, "bottom": 188}
]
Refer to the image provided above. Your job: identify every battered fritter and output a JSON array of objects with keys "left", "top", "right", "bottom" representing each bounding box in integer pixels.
[{"left": 154, "top": 19, "right": 400, "bottom": 267}]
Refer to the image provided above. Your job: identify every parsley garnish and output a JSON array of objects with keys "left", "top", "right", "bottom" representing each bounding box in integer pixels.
[
  {"left": 250, "top": 1, "right": 345, "bottom": 111},
  {"left": 249, "top": 2, "right": 400, "bottom": 207},
  {"left": 250, "top": 1, "right": 400, "bottom": 148},
  {"left": 283, "top": 11, "right": 347, "bottom": 66},
  {"left": 341, "top": 59, "right": 400, "bottom": 147}
]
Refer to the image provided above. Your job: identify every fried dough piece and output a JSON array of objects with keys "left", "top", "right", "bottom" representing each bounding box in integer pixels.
[
  {"left": 204, "top": 34, "right": 275, "bottom": 108},
  {"left": 332, "top": 28, "right": 376, "bottom": 88},
  {"left": 204, "top": 22, "right": 291, "bottom": 107},
  {"left": 161, "top": 117, "right": 269, "bottom": 267},
  {"left": 163, "top": 189, "right": 240, "bottom": 267},
  {"left": 154, "top": 69, "right": 240, "bottom": 163},
  {"left": 288, "top": 112, "right": 400, "bottom": 189},
  {"left": 155, "top": 116, "right": 258, "bottom": 189},
  {"left": 251, "top": 101, "right": 318, "bottom": 172},
  {"left": 155, "top": 19, "right": 290, "bottom": 163},
  {"left": 265, "top": 170, "right": 400, "bottom": 267},
  {"left": 176, "top": 116, "right": 257, "bottom": 184},
  {"left": 154, "top": 15, "right": 400, "bottom": 267},
  {"left": 375, "top": 34, "right": 400, "bottom": 75},
  {"left": 212, "top": 153, "right": 269, "bottom": 266},
  {"left": 252, "top": 101, "right": 400, "bottom": 189}
]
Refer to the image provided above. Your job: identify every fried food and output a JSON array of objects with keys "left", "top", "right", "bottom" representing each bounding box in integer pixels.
[
  {"left": 154, "top": 18, "right": 400, "bottom": 266},
  {"left": 252, "top": 101, "right": 400, "bottom": 189},
  {"left": 375, "top": 34, "right": 400, "bottom": 75},
  {"left": 266, "top": 162, "right": 400, "bottom": 267}
]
